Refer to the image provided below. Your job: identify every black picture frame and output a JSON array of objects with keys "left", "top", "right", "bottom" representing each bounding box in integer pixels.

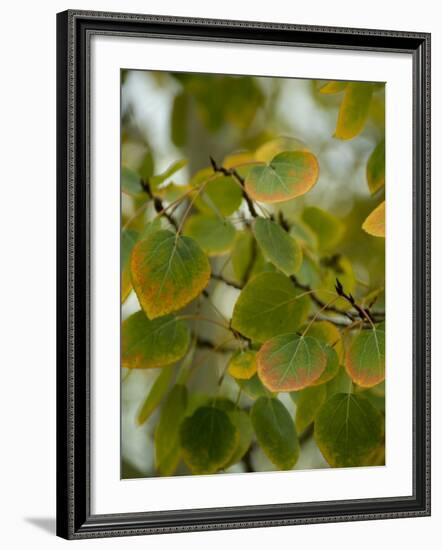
[{"left": 56, "top": 9, "right": 431, "bottom": 540}]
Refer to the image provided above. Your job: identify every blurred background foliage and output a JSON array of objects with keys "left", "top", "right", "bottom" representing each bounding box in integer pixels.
[{"left": 121, "top": 70, "right": 385, "bottom": 478}]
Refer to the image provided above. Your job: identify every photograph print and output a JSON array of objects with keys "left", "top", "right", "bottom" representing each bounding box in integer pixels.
[{"left": 120, "top": 70, "right": 386, "bottom": 479}]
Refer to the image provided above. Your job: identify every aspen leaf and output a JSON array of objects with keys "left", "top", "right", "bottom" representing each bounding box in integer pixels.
[
  {"left": 346, "top": 323, "right": 385, "bottom": 387},
  {"left": 302, "top": 206, "right": 345, "bottom": 251},
  {"left": 335, "top": 82, "right": 374, "bottom": 140},
  {"left": 194, "top": 175, "right": 242, "bottom": 217},
  {"left": 184, "top": 215, "right": 236, "bottom": 256},
  {"left": 367, "top": 139, "right": 385, "bottom": 194},
  {"left": 291, "top": 385, "right": 327, "bottom": 433},
  {"left": 121, "top": 229, "right": 138, "bottom": 303},
  {"left": 155, "top": 385, "right": 188, "bottom": 476},
  {"left": 319, "top": 81, "right": 347, "bottom": 94},
  {"left": 254, "top": 137, "right": 308, "bottom": 163},
  {"left": 231, "top": 272, "right": 310, "bottom": 342},
  {"left": 314, "top": 393, "right": 384, "bottom": 467},
  {"left": 227, "top": 350, "right": 257, "bottom": 380},
  {"left": 245, "top": 151, "right": 319, "bottom": 203},
  {"left": 251, "top": 397, "right": 299, "bottom": 470},
  {"left": 122, "top": 311, "right": 190, "bottom": 369},
  {"left": 131, "top": 230, "right": 211, "bottom": 319},
  {"left": 137, "top": 366, "right": 175, "bottom": 426},
  {"left": 180, "top": 406, "right": 239, "bottom": 474},
  {"left": 253, "top": 218, "right": 302, "bottom": 276},
  {"left": 122, "top": 166, "right": 143, "bottom": 197},
  {"left": 257, "top": 334, "right": 327, "bottom": 392},
  {"left": 362, "top": 201, "right": 385, "bottom": 237}
]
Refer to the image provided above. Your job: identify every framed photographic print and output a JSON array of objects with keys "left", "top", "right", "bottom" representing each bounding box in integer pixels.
[{"left": 56, "top": 10, "right": 431, "bottom": 539}]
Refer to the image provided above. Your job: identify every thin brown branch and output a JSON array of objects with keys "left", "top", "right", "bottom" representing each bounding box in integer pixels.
[
  {"left": 209, "top": 156, "right": 258, "bottom": 218},
  {"left": 140, "top": 179, "right": 178, "bottom": 230}
]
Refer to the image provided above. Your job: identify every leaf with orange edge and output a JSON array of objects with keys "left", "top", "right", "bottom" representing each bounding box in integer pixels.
[
  {"left": 257, "top": 334, "right": 327, "bottom": 392},
  {"left": 122, "top": 311, "right": 190, "bottom": 369},
  {"left": 131, "top": 229, "right": 211, "bottom": 319},
  {"left": 363, "top": 201, "right": 385, "bottom": 237},
  {"left": 245, "top": 151, "right": 319, "bottom": 204},
  {"left": 345, "top": 322, "right": 385, "bottom": 387},
  {"left": 335, "top": 82, "right": 374, "bottom": 140}
]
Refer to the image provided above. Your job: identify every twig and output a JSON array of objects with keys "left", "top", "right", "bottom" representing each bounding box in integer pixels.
[
  {"left": 209, "top": 156, "right": 258, "bottom": 218},
  {"left": 335, "top": 278, "right": 375, "bottom": 325},
  {"left": 140, "top": 179, "right": 178, "bottom": 230},
  {"left": 211, "top": 273, "right": 242, "bottom": 290}
]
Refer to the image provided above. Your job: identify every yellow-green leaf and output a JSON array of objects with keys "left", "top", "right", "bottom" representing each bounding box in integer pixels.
[
  {"left": 257, "top": 334, "right": 327, "bottom": 392},
  {"left": 236, "top": 373, "right": 273, "bottom": 399},
  {"left": 194, "top": 175, "right": 243, "bottom": 217},
  {"left": 131, "top": 230, "right": 211, "bottom": 318},
  {"left": 319, "top": 81, "right": 347, "bottom": 94},
  {"left": 315, "top": 393, "right": 384, "bottom": 467},
  {"left": 122, "top": 311, "right": 190, "bottom": 369},
  {"left": 121, "top": 229, "right": 138, "bottom": 303},
  {"left": 137, "top": 366, "right": 175, "bottom": 426},
  {"left": 227, "top": 350, "right": 257, "bottom": 380},
  {"left": 346, "top": 323, "right": 385, "bottom": 387},
  {"left": 335, "top": 82, "right": 374, "bottom": 140},
  {"left": 251, "top": 397, "right": 299, "bottom": 470},
  {"left": 291, "top": 385, "right": 327, "bottom": 433},
  {"left": 225, "top": 409, "right": 254, "bottom": 467},
  {"left": 253, "top": 218, "right": 302, "bottom": 276},
  {"left": 362, "top": 201, "right": 385, "bottom": 237},
  {"left": 171, "top": 93, "right": 188, "bottom": 147},
  {"left": 367, "top": 139, "right": 385, "bottom": 194},
  {"left": 180, "top": 406, "right": 239, "bottom": 474},
  {"left": 149, "top": 159, "right": 188, "bottom": 190},
  {"left": 231, "top": 272, "right": 310, "bottom": 342},
  {"left": 245, "top": 151, "right": 319, "bottom": 203},
  {"left": 184, "top": 215, "right": 236, "bottom": 256},
  {"left": 155, "top": 385, "right": 188, "bottom": 476},
  {"left": 302, "top": 206, "right": 345, "bottom": 252},
  {"left": 231, "top": 230, "right": 255, "bottom": 284},
  {"left": 122, "top": 166, "right": 143, "bottom": 197}
]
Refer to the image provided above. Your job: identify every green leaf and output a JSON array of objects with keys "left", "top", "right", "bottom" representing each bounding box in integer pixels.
[
  {"left": 121, "top": 228, "right": 138, "bottom": 302},
  {"left": 136, "top": 366, "right": 175, "bottom": 426},
  {"left": 251, "top": 397, "right": 299, "bottom": 470},
  {"left": 305, "top": 321, "right": 342, "bottom": 385},
  {"left": 291, "top": 385, "right": 327, "bottom": 433},
  {"left": 227, "top": 350, "right": 257, "bottom": 380},
  {"left": 289, "top": 220, "right": 318, "bottom": 250},
  {"left": 257, "top": 334, "right": 327, "bottom": 392},
  {"left": 307, "top": 320, "right": 344, "bottom": 363},
  {"left": 245, "top": 151, "right": 319, "bottom": 203},
  {"left": 253, "top": 218, "right": 302, "bottom": 276},
  {"left": 367, "top": 139, "right": 385, "bottom": 194},
  {"left": 236, "top": 374, "right": 273, "bottom": 399},
  {"left": 184, "top": 215, "right": 236, "bottom": 256},
  {"left": 122, "top": 311, "right": 190, "bottom": 369},
  {"left": 335, "top": 82, "right": 374, "bottom": 140},
  {"left": 138, "top": 150, "right": 155, "bottom": 181},
  {"left": 362, "top": 201, "right": 385, "bottom": 238},
  {"left": 149, "top": 159, "right": 188, "bottom": 190},
  {"left": 194, "top": 175, "right": 243, "bottom": 217},
  {"left": 131, "top": 230, "right": 211, "bottom": 319},
  {"left": 225, "top": 409, "right": 254, "bottom": 467},
  {"left": 231, "top": 272, "right": 310, "bottom": 342},
  {"left": 155, "top": 385, "right": 188, "bottom": 476},
  {"left": 314, "top": 393, "right": 384, "bottom": 467},
  {"left": 231, "top": 230, "right": 255, "bottom": 284},
  {"left": 171, "top": 93, "right": 188, "bottom": 147},
  {"left": 346, "top": 323, "right": 385, "bottom": 387},
  {"left": 180, "top": 406, "right": 239, "bottom": 474},
  {"left": 254, "top": 137, "right": 307, "bottom": 163},
  {"left": 302, "top": 206, "right": 345, "bottom": 252},
  {"left": 122, "top": 166, "right": 143, "bottom": 196}
]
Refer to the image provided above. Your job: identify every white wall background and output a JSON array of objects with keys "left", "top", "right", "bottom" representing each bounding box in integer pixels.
[{"left": 0, "top": 0, "right": 439, "bottom": 548}]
